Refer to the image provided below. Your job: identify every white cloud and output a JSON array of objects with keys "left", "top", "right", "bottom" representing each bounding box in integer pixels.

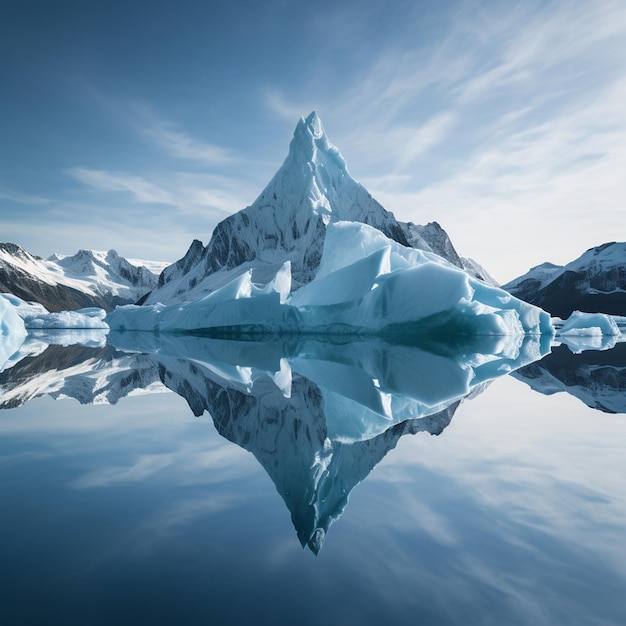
[
  {"left": 0, "top": 185, "right": 50, "bottom": 205},
  {"left": 68, "top": 168, "right": 177, "bottom": 205},
  {"left": 264, "top": 90, "right": 312, "bottom": 123},
  {"left": 67, "top": 167, "right": 258, "bottom": 218},
  {"left": 142, "top": 121, "right": 239, "bottom": 165}
]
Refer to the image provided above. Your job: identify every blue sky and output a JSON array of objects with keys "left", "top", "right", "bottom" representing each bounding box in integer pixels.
[{"left": 1, "top": 0, "right": 625, "bottom": 282}]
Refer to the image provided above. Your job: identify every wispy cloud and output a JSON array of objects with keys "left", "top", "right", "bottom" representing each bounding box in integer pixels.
[
  {"left": 264, "top": 90, "right": 313, "bottom": 123},
  {"left": 0, "top": 185, "right": 51, "bottom": 205},
  {"left": 142, "top": 119, "right": 239, "bottom": 165},
  {"left": 68, "top": 168, "right": 177, "bottom": 205},
  {"left": 67, "top": 167, "right": 258, "bottom": 217}
]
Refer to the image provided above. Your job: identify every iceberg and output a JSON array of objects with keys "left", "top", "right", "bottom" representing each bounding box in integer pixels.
[
  {"left": 21, "top": 306, "right": 109, "bottom": 330},
  {"left": 0, "top": 295, "right": 28, "bottom": 370},
  {"left": 0, "top": 294, "right": 109, "bottom": 370},
  {"left": 552, "top": 311, "right": 622, "bottom": 354},
  {"left": 107, "top": 222, "right": 553, "bottom": 337},
  {"left": 555, "top": 310, "right": 621, "bottom": 337},
  {"left": 0, "top": 293, "right": 108, "bottom": 331}
]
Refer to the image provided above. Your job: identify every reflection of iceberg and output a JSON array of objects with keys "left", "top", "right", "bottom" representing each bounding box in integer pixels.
[
  {"left": 109, "top": 330, "right": 549, "bottom": 441},
  {"left": 107, "top": 222, "right": 554, "bottom": 337},
  {"left": 512, "top": 343, "right": 626, "bottom": 414},
  {"left": 1, "top": 330, "right": 549, "bottom": 552}
]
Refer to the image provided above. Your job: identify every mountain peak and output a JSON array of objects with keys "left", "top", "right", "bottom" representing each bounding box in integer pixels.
[
  {"left": 288, "top": 111, "right": 347, "bottom": 173},
  {"left": 301, "top": 110, "right": 323, "bottom": 138}
]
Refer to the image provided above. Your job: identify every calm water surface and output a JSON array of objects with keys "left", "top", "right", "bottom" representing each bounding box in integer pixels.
[{"left": 0, "top": 336, "right": 625, "bottom": 626}]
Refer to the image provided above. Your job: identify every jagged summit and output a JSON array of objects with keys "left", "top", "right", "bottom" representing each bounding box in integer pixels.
[
  {"left": 289, "top": 111, "right": 348, "bottom": 181},
  {"left": 298, "top": 110, "right": 324, "bottom": 137}
]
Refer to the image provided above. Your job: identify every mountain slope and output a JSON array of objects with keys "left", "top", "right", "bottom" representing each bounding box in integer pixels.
[
  {"left": 144, "top": 112, "right": 492, "bottom": 305},
  {"left": 503, "top": 242, "right": 626, "bottom": 317},
  {"left": 0, "top": 243, "right": 166, "bottom": 312}
]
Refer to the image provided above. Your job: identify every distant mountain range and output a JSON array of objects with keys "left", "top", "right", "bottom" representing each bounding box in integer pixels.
[
  {"left": 0, "top": 243, "right": 166, "bottom": 312},
  {"left": 503, "top": 242, "right": 626, "bottom": 318}
]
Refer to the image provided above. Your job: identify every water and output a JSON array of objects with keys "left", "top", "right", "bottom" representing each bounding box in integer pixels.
[{"left": 0, "top": 334, "right": 625, "bottom": 625}]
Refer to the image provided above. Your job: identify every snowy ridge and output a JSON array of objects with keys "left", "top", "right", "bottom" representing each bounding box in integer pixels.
[
  {"left": 504, "top": 242, "right": 626, "bottom": 317},
  {"left": 0, "top": 242, "right": 163, "bottom": 311},
  {"left": 144, "top": 113, "right": 489, "bottom": 306}
]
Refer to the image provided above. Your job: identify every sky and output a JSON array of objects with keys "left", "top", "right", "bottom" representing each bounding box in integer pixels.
[{"left": 1, "top": 0, "right": 625, "bottom": 284}]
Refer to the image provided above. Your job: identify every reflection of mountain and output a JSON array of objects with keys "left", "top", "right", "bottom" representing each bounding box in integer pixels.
[
  {"left": 512, "top": 343, "right": 626, "bottom": 414},
  {"left": 0, "top": 332, "right": 546, "bottom": 552},
  {"left": 0, "top": 342, "right": 161, "bottom": 409}
]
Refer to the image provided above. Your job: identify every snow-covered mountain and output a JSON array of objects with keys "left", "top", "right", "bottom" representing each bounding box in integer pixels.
[
  {"left": 0, "top": 242, "right": 166, "bottom": 311},
  {"left": 503, "top": 242, "right": 626, "bottom": 318},
  {"left": 142, "top": 112, "right": 494, "bottom": 305}
]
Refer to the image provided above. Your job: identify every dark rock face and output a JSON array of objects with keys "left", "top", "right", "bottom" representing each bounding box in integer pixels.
[
  {"left": 400, "top": 221, "right": 463, "bottom": 268},
  {"left": 529, "top": 271, "right": 626, "bottom": 318},
  {"left": 158, "top": 239, "right": 205, "bottom": 288}
]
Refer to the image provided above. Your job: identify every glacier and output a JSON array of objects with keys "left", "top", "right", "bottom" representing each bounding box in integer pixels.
[
  {"left": 106, "top": 112, "right": 552, "bottom": 337},
  {"left": 107, "top": 221, "right": 553, "bottom": 337}
]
